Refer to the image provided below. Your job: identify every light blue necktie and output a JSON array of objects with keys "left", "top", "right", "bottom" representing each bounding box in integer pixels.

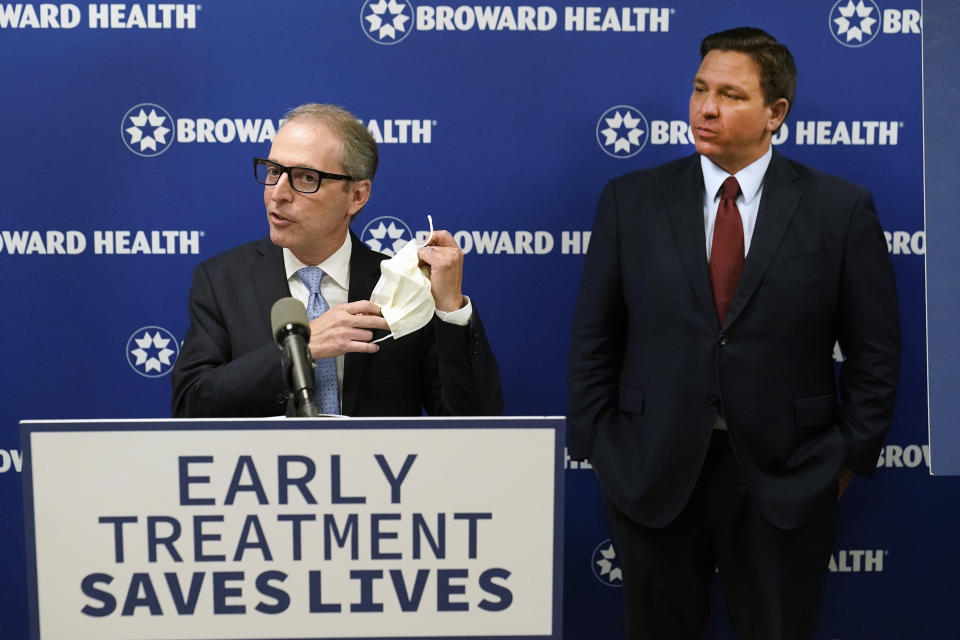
[{"left": 296, "top": 266, "right": 340, "bottom": 414}]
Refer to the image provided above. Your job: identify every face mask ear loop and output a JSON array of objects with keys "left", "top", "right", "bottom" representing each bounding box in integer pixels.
[{"left": 423, "top": 214, "right": 435, "bottom": 248}]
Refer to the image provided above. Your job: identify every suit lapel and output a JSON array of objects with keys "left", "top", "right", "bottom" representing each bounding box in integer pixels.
[
  {"left": 251, "top": 237, "right": 292, "bottom": 334},
  {"left": 722, "top": 152, "right": 801, "bottom": 329},
  {"left": 668, "top": 155, "right": 719, "bottom": 331},
  {"left": 341, "top": 231, "right": 384, "bottom": 415}
]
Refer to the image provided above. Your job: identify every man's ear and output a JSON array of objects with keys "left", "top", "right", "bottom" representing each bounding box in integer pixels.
[
  {"left": 767, "top": 98, "right": 789, "bottom": 133},
  {"left": 347, "top": 179, "right": 372, "bottom": 216}
]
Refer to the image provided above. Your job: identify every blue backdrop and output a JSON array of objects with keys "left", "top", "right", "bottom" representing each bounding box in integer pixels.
[{"left": 1, "top": 1, "right": 955, "bottom": 638}]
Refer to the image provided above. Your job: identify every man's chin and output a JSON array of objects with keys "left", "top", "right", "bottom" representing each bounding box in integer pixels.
[
  {"left": 693, "top": 139, "right": 715, "bottom": 157},
  {"left": 268, "top": 228, "right": 293, "bottom": 249}
]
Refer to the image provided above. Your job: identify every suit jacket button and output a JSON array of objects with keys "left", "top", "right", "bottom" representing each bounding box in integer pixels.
[
  {"left": 276, "top": 393, "right": 288, "bottom": 405},
  {"left": 705, "top": 394, "right": 719, "bottom": 406},
  {"left": 718, "top": 334, "right": 727, "bottom": 347}
]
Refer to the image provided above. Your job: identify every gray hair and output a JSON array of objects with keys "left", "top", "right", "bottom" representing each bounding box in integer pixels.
[{"left": 281, "top": 103, "right": 379, "bottom": 183}]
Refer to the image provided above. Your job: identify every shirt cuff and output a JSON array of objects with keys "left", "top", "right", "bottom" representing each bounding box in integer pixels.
[{"left": 435, "top": 295, "right": 472, "bottom": 326}]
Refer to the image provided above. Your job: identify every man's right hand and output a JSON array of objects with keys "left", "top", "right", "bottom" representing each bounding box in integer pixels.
[{"left": 307, "top": 300, "right": 389, "bottom": 359}]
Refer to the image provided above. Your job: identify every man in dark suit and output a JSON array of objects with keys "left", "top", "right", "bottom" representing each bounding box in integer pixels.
[
  {"left": 172, "top": 103, "right": 502, "bottom": 418},
  {"left": 567, "top": 28, "right": 900, "bottom": 639}
]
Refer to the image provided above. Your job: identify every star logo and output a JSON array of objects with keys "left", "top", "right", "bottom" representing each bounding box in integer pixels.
[
  {"left": 121, "top": 103, "right": 175, "bottom": 157},
  {"left": 596, "top": 105, "right": 649, "bottom": 159},
  {"left": 591, "top": 539, "right": 623, "bottom": 587},
  {"left": 361, "top": 216, "right": 414, "bottom": 256},
  {"left": 829, "top": 0, "right": 881, "bottom": 47},
  {"left": 126, "top": 326, "right": 179, "bottom": 378},
  {"left": 361, "top": 0, "right": 413, "bottom": 45}
]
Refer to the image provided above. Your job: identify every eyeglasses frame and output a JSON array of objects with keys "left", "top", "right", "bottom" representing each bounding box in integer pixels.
[{"left": 253, "top": 157, "right": 354, "bottom": 194}]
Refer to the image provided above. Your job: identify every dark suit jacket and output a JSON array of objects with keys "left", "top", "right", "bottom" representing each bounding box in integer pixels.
[
  {"left": 171, "top": 231, "right": 503, "bottom": 418},
  {"left": 567, "top": 152, "right": 900, "bottom": 530}
]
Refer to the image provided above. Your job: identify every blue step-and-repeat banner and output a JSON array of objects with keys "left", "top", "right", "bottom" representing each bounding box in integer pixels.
[{"left": 2, "top": 1, "right": 957, "bottom": 638}]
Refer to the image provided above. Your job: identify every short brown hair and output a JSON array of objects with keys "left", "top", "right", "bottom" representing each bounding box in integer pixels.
[
  {"left": 701, "top": 27, "right": 797, "bottom": 119},
  {"left": 281, "top": 103, "right": 379, "bottom": 183}
]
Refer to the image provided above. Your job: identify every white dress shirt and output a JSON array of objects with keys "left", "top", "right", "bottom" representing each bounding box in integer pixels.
[{"left": 701, "top": 145, "right": 772, "bottom": 261}]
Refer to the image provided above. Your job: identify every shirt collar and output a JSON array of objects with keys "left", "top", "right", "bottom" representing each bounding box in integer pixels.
[
  {"left": 282, "top": 233, "right": 352, "bottom": 290},
  {"left": 700, "top": 146, "right": 773, "bottom": 206}
]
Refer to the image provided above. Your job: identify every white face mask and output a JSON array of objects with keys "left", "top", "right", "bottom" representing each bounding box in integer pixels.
[{"left": 369, "top": 216, "right": 436, "bottom": 341}]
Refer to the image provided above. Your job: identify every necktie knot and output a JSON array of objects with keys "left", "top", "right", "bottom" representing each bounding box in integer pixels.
[
  {"left": 296, "top": 266, "right": 325, "bottom": 295},
  {"left": 720, "top": 176, "right": 740, "bottom": 201}
]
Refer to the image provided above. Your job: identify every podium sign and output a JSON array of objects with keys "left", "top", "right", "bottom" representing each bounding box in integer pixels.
[{"left": 20, "top": 418, "right": 564, "bottom": 640}]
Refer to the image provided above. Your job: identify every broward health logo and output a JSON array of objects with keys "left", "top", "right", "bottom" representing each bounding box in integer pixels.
[
  {"left": 829, "top": 0, "right": 880, "bottom": 47},
  {"left": 361, "top": 0, "right": 414, "bottom": 44},
  {"left": 361, "top": 216, "right": 413, "bottom": 256},
  {"left": 122, "top": 103, "right": 174, "bottom": 157},
  {"left": 596, "top": 105, "right": 648, "bottom": 158},
  {"left": 591, "top": 538, "right": 623, "bottom": 587},
  {"left": 127, "top": 326, "right": 179, "bottom": 378}
]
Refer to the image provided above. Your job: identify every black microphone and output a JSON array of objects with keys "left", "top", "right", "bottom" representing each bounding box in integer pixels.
[{"left": 271, "top": 297, "right": 319, "bottom": 417}]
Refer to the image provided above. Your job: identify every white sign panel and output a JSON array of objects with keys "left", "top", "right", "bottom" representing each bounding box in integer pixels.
[{"left": 21, "top": 418, "right": 564, "bottom": 640}]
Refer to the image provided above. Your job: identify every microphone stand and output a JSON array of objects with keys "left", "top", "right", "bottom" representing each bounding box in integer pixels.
[{"left": 293, "top": 389, "right": 320, "bottom": 417}]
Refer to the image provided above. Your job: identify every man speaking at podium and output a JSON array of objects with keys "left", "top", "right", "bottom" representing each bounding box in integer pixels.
[
  {"left": 171, "top": 103, "right": 502, "bottom": 418},
  {"left": 568, "top": 28, "right": 900, "bottom": 639}
]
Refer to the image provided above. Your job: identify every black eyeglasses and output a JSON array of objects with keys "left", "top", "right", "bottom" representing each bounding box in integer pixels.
[{"left": 253, "top": 158, "right": 354, "bottom": 194}]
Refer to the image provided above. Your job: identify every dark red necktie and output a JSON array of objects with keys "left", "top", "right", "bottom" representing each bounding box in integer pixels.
[{"left": 710, "top": 176, "right": 744, "bottom": 324}]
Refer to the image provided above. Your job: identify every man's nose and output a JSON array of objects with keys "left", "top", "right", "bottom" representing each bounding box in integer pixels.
[
  {"left": 699, "top": 92, "right": 719, "bottom": 118},
  {"left": 269, "top": 171, "right": 294, "bottom": 201}
]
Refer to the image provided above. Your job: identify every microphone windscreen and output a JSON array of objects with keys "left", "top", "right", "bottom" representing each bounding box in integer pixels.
[{"left": 270, "top": 297, "right": 309, "bottom": 341}]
